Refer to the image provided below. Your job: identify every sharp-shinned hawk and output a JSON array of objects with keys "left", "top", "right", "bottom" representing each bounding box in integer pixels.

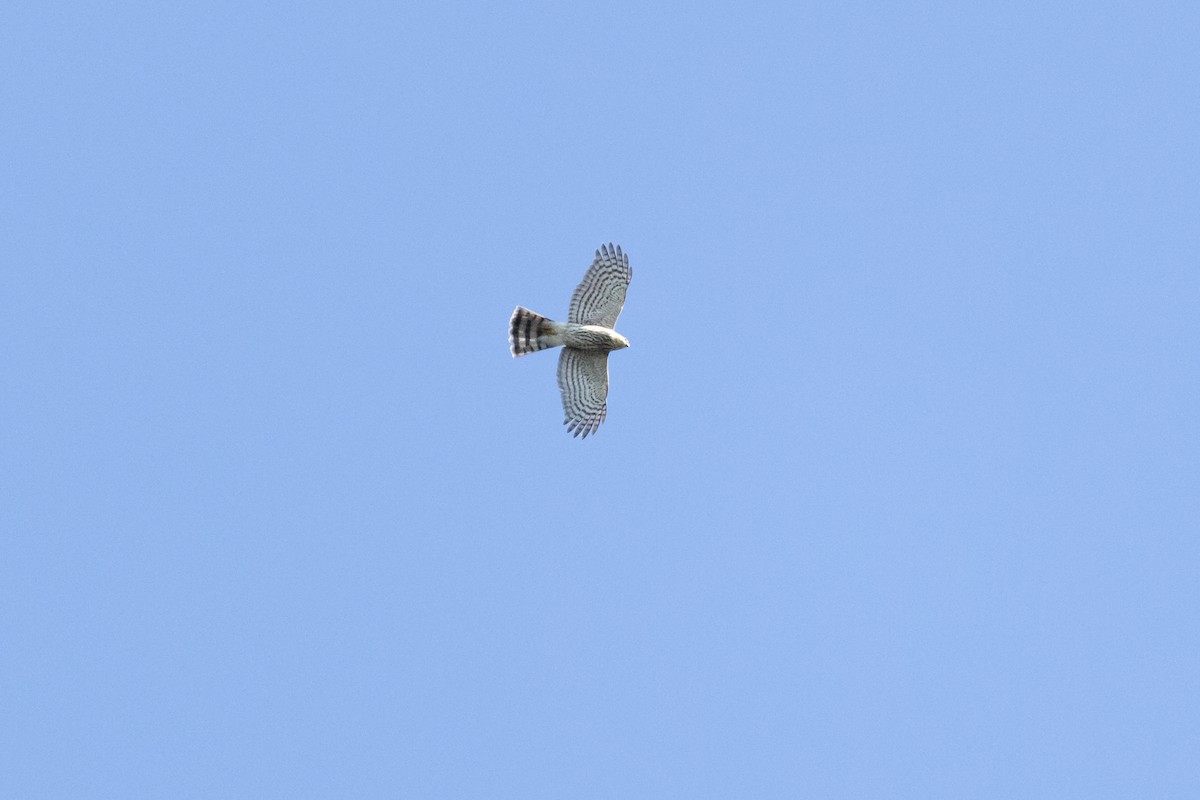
[{"left": 509, "top": 243, "right": 633, "bottom": 438}]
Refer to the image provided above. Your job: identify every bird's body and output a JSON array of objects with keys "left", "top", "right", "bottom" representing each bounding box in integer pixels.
[
  {"left": 561, "top": 323, "right": 630, "bottom": 351},
  {"left": 509, "top": 243, "right": 633, "bottom": 438}
]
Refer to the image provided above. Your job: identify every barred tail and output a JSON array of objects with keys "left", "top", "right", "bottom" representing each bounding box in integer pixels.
[{"left": 509, "top": 307, "right": 564, "bottom": 357}]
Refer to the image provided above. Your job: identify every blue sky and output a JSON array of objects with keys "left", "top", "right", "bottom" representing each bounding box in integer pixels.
[{"left": 2, "top": 1, "right": 1198, "bottom": 797}]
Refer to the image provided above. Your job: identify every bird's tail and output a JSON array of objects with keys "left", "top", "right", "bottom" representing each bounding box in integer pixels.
[{"left": 509, "top": 307, "right": 564, "bottom": 357}]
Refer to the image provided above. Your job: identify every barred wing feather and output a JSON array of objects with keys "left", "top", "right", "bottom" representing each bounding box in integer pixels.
[
  {"left": 567, "top": 243, "right": 632, "bottom": 327},
  {"left": 557, "top": 348, "right": 609, "bottom": 438}
]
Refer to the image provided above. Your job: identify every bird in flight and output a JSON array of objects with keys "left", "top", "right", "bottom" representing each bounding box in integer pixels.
[{"left": 509, "top": 243, "right": 633, "bottom": 438}]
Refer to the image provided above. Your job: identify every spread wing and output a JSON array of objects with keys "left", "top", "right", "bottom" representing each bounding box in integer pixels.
[
  {"left": 567, "top": 243, "right": 632, "bottom": 327},
  {"left": 557, "top": 348, "right": 609, "bottom": 438}
]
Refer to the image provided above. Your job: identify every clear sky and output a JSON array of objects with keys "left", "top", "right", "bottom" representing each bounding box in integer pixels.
[{"left": 3, "top": 2, "right": 1198, "bottom": 797}]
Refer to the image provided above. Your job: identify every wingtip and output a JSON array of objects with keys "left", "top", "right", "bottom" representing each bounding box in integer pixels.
[{"left": 598, "top": 241, "right": 627, "bottom": 265}]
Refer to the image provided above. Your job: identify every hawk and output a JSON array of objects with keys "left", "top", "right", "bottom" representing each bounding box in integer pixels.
[{"left": 509, "top": 243, "right": 633, "bottom": 438}]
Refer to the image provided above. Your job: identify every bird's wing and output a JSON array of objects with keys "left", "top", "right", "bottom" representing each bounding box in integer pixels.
[
  {"left": 557, "top": 348, "right": 610, "bottom": 438},
  {"left": 567, "top": 243, "right": 632, "bottom": 328}
]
